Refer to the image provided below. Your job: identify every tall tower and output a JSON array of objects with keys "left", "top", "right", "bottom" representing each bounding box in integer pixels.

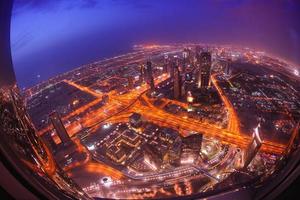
[
  {"left": 182, "top": 48, "right": 189, "bottom": 73},
  {"left": 243, "top": 124, "right": 262, "bottom": 169},
  {"left": 173, "top": 64, "right": 182, "bottom": 100},
  {"left": 140, "top": 64, "right": 146, "bottom": 82},
  {"left": 225, "top": 58, "right": 232, "bottom": 76},
  {"left": 49, "top": 111, "right": 71, "bottom": 145},
  {"left": 163, "top": 54, "right": 169, "bottom": 74},
  {"left": 195, "top": 46, "right": 201, "bottom": 81},
  {"left": 197, "top": 52, "right": 212, "bottom": 88},
  {"left": 170, "top": 56, "right": 178, "bottom": 78},
  {"left": 146, "top": 60, "right": 155, "bottom": 92},
  {"left": 42, "top": 132, "right": 58, "bottom": 153},
  {"left": 195, "top": 46, "right": 201, "bottom": 63},
  {"left": 182, "top": 72, "right": 193, "bottom": 98}
]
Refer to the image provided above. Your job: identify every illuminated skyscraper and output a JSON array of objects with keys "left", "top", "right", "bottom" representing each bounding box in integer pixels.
[
  {"left": 197, "top": 52, "right": 212, "bottom": 88},
  {"left": 182, "top": 48, "right": 190, "bottom": 73},
  {"left": 163, "top": 54, "right": 169, "bottom": 73},
  {"left": 195, "top": 45, "right": 202, "bottom": 63},
  {"left": 173, "top": 63, "right": 182, "bottom": 100},
  {"left": 49, "top": 111, "right": 71, "bottom": 145},
  {"left": 140, "top": 64, "right": 146, "bottom": 82},
  {"left": 225, "top": 58, "right": 232, "bottom": 76},
  {"left": 42, "top": 132, "right": 58, "bottom": 153},
  {"left": 146, "top": 60, "right": 155, "bottom": 91},
  {"left": 243, "top": 124, "right": 262, "bottom": 169},
  {"left": 170, "top": 56, "right": 178, "bottom": 78},
  {"left": 183, "top": 48, "right": 188, "bottom": 60},
  {"left": 182, "top": 72, "right": 193, "bottom": 98}
]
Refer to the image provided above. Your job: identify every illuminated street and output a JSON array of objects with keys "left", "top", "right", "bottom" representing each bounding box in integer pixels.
[{"left": 24, "top": 44, "right": 299, "bottom": 199}]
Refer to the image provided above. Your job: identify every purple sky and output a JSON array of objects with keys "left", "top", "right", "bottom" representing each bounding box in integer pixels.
[{"left": 11, "top": 0, "right": 300, "bottom": 88}]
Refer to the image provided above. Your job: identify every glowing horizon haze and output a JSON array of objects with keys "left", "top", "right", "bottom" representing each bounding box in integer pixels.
[{"left": 11, "top": 0, "right": 300, "bottom": 88}]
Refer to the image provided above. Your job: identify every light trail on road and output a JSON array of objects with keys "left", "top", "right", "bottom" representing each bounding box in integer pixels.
[
  {"left": 63, "top": 79, "right": 103, "bottom": 98},
  {"left": 39, "top": 69, "right": 285, "bottom": 171},
  {"left": 211, "top": 74, "right": 240, "bottom": 134},
  {"left": 84, "top": 162, "right": 124, "bottom": 180}
]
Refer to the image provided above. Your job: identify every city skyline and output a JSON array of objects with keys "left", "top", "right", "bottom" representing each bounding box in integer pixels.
[
  {"left": 11, "top": 0, "right": 300, "bottom": 88},
  {"left": 1, "top": 1, "right": 300, "bottom": 199},
  {"left": 21, "top": 43, "right": 299, "bottom": 198}
]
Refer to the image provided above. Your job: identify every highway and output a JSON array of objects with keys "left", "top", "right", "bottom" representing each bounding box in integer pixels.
[
  {"left": 24, "top": 46, "right": 299, "bottom": 199},
  {"left": 211, "top": 74, "right": 240, "bottom": 134},
  {"left": 37, "top": 63, "right": 286, "bottom": 182},
  {"left": 44, "top": 72, "right": 285, "bottom": 154}
]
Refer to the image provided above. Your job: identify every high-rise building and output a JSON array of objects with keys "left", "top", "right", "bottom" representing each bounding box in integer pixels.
[
  {"left": 183, "top": 48, "right": 189, "bottom": 60},
  {"left": 146, "top": 60, "right": 155, "bottom": 91},
  {"left": 225, "top": 58, "right": 232, "bottom": 76},
  {"left": 195, "top": 46, "right": 202, "bottom": 63},
  {"left": 195, "top": 46, "right": 202, "bottom": 82},
  {"left": 42, "top": 132, "right": 58, "bottom": 153},
  {"left": 163, "top": 54, "right": 169, "bottom": 73},
  {"left": 140, "top": 64, "right": 146, "bottom": 82},
  {"left": 182, "top": 48, "right": 190, "bottom": 73},
  {"left": 182, "top": 72, "right": 193, "bottom": 98},
  {"left": 243, "top": 124, "right": 262, "bottom": 169},
  {"left": 173, "top": 63, "right": 182, "bottom": 100},
  {"left": 197, "top": 52, "right": 212, "bottom": 88},
  {"left": 170, "top": 56, "right": 178, "bottom": 78},
  {"left": 49, "top": 111, "right": 71, "bottom": 145}
]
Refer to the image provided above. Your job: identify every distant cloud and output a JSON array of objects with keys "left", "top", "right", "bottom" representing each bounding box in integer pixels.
[
  {"left": 12, "top": 0, "right": 156, "bottom": 16},
  {"left": 13, "top": 0, "right": 101, "bottom": 15},
  {"left": 11, "top": 31, "right": 34, "bottom": 52},
  {"left": 111, "top": 0, "right": 153, "bottom": 9},
  {"left": 13, "top": 0, "right": 62, "bottom": 12}
]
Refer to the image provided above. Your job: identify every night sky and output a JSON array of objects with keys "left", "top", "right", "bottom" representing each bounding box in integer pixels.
[{"left": 11, "top": 0, "right": 300, "bottom": 88}]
